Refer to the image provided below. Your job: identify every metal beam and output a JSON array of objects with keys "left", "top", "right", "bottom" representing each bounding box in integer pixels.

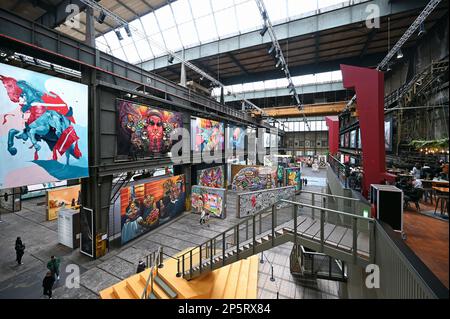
[
  {"left": 36, "top": 0, "right": 86, "bottom": 29},
  {"left": 256, "top": 102, "right": 348, "bottom": 118},
  {"left": 139, "top": 0, "right": 430, "bottom": 71},
  {"left": 360, "top": 28, "right": 378, "bottom": 58},
  {"left": 227, "top": 52, "right": 249, "bottom": 75},
  {"left": 223, "top": 81, "right": 345, "bottom": 102}
]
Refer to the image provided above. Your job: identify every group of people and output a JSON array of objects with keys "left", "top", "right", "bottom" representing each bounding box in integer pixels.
[
  {"left": 410, "top": 160, "right": 449, "bottom": 180},
  {"left": 14, "top": 237, "right": 61, "bottom": 299}
]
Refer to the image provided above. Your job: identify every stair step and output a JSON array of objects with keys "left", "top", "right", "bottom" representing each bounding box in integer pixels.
[
  {"left": 276, "top": 229, "right": 284, "bottom": 236},
  {"left": 154, "top": 276, "right": 177, "bottom": 299},
  {"left": 235, "top": 258, "right": 251, "bottom": 299},
  {"left": 222, "top": 260, "right": 243, "bottom": 299},
  {"left": 113, "top": 284, "right": 133, "bottom": 299},
  {"left": 149, "top": 292, "right": 157, "bottom": 299},
  {"left": 210, "top": 266, "right": 232, "bottom": 299},
  {"left": 246, "top": 256, "right": 259, "bottom": 299},
  {"left": 126, "top": 276, "right": 146, "bottom": 299},
  {"left": 255, "top": 238, "right": 262, "bottom": 244}
]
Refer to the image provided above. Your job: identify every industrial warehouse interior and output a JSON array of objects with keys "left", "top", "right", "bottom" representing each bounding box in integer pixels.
[{"left": 0, "top": 0, "right": 448, "bottom": 303}]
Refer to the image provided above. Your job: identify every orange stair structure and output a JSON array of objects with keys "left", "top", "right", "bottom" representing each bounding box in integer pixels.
[{"left": 99, "top": 247, "right": 259, "bottom": 299}]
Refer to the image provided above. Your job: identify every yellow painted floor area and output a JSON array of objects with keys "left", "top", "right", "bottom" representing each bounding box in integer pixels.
[{"left": 99, "top": 247, "right": 259, "bottom": 299}]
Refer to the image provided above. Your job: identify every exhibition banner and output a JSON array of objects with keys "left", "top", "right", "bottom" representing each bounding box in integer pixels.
[
  {"left": 47, "top": 185, "right": 81, "bottom": 221},
  {"left": 227, "top": 125, "right": 246, "bottom": 150},
  {"left": 191, "top": 185, "right": 226, "bottom": 219},
  {"left": 238, "top": 186, "right": 295, "bottom": 218},
  {"left": 117, "top": 99, "right": 183, "bottom": 157},
  {"left": 191, "top": 117, "right": 224, "bottom": 152},
  {"left": 230, "top": 164, "right": 277, "bottom": 192},
  {"left": 0, "top": 63, "right": 89, "bottom": 188},
  {"left": 120, "top": 175, "right": 186, "bottom": 245},
  {"left": 197, "top": 165, "right": 224, "bottom": 188},
  {"left": 80, "top": 207, "right": 94, "bottom": 258}
]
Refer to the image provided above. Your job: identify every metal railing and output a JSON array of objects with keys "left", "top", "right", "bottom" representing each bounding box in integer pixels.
[
  {"left": 298, "top": 246, "right": 347, "bottom": 282},
  {"left": 180, "top": 193, "right": 376, "bottom": 280},
  {"left": 328, "top": 155, "right": 363, "bottom": 192},
  {"left": 141, "top": 247, "right": 163, "bottom": 299}
]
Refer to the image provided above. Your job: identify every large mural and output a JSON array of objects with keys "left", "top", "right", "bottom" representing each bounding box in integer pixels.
[
  {"left": 238, "top": 186, "right": 295, "bottom": 218},
  {"left": 231, "top": 165, "right": 276, "bottom": 192},
  {"left": 0, "top": 63, "right": 89, "bottom": 189},
  {"left": 47, "top": 185, "right": 81, "bottom": 221},
  {"left": 191, "top": 117, "right": 224, "bottom": 152},
  {"left": 227, "top": 125, "right": 246, "bottom": 150},
  {"left": 120, "top": 175, "right": 185, "bottom": 244},
  {"left": 191, "top": 185, "right": 226, "bottom": 219},
  {"left": 117, "top": 100, "right": 183, "bottom": 157},
  {"left": 197, "top": 165, "right": 224, "bottom": 188},
  {"left": 284, "top": 167, "right": 302, "bottom": 191}
]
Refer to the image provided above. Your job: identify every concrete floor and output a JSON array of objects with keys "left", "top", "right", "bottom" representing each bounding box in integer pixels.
[{"left": 0, "top": 166, "right": 341, "bottom": 299}]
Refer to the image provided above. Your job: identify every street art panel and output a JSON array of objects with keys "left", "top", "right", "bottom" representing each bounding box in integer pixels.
[
  {"left": 238, "top": 186, "right": 295, "bottom": 218},
  {"left": 191, "top": 185, "right": 226, "bottom": 219},
  {"left": 120, "top": 175, "right": 186, "bottom": 244},
  {"left": 284, "top": 167, "right": 302, "bottom": 191},
  {"left": 0, "top": 63, "right": 89, "bottom": 188},
  {"left": 227, "top": 125, "right": 246, "bottom": 150},
  {"left": 197, "top": 165, "right": 224, "bottom": 188},
  {"left": 117, "top": 99, "right": 183, "bottom": 157},
  {"left": 47, "top": 185, "right": 81, "bottom": 221},
  {"left": 191, "top": 117, "right": 224, "bottom": 152},
  {"left": 231, "top": 165, "right": 277, "bottom": 192}
]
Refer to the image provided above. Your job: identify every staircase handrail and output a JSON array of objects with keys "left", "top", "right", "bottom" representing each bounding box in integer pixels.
[{"left": 141, "top": 246, "right": 162, "bottom": 299}]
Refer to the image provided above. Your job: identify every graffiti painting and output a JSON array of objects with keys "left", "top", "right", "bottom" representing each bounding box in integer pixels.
[
  {"left": 191, "top": 117, "right": 224, "bottom": 152},
  {"left": 238, "top": 186, "right": 295, "bottom": 217},
  {"left": 0, "top": 63, "right": 88, "bottom": 188},
  {"left": 191, "top": 185, "right": 226, "bottom": 219},
  {"left": 197, "top": 166, "right": 224, "bottom": 188},
  {"left": 231, "top": 165, "right": 276, "bottom": 191},
  {"left": 117, "top": 100, "right": 183, "bottom": 157},
  {"left": 227, "top": 125, "right": 246, "bottom": 150},
  {"left": 284, "top": 167, "right": 302, "bottom": 191},
  {"left": 120, "top": 175, "right": 185, "bottom": 244}
]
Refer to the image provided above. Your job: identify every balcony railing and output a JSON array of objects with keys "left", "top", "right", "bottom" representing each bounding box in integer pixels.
[{"left": 328, "top": 154, "right": 363, "bottom": 192}]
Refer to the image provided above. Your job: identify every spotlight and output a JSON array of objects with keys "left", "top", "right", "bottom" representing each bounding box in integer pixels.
[
  {"left": 396, "top": 49, "right": 403, "bottom": 59},
  {"left": 124, "top": 24, "right": 132, "bottom": 37},
  {"left": 268, "top": 44, "right": 275, "bottom": 55},
  {"left": 115, "top": 29, "right": 123, "bottom": 41},
  {"left": 168, "top": 55, "right": 174, "bottom": 64},
  {"left": 97, "top": 10, "right": 106, "bottom": 24},
  {"left": 260, "top": 24, "right": 268, "bottom": 37},
  {"left": 275, "top": 59, "right": 282, "bottom": 68},
  {"left": 418, "top": 22, "right": 426, "bottom": 37}
]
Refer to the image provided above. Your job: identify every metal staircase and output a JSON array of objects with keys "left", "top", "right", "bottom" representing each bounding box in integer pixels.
[{"left": 179, "top": 197, "right": 375, "bottom": 281}]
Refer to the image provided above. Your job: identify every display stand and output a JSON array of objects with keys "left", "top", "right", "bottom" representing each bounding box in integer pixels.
[
  {"left": 58, "top": 208, "right": 80, "bottom": 249},
  {"left": 370, "top": 184, "right": 405, "bottom": 239}
]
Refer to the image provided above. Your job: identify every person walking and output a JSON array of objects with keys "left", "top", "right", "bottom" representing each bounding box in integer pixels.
[
  {"left": 47, "top": 256, "right": 61, "bottom": 281},
  {"left": 199, "top": 208, "right": 206, "bottom": 226},
  {"left": 136, "top": 260, "right": 146, "bottom": 273},
  {"left": 15, "top": 237, "right": 25, "bottom": 265},
  {"left": 204, "top": 211, "right": 211, "bottom": 227},
  {"left": 42, "top": 271, "right": 55, "bottom": 299}
]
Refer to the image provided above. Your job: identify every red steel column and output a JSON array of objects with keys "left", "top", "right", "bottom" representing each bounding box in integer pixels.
[{"left": 325, "top": 116, "right": 339, "bottom": 156}]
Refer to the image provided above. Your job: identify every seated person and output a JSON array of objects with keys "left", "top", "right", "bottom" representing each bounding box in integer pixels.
[
  {"left": 411, "top": 163, "right": 421, "bottom": 179},
  {"left": 412, "top": 178, "right": 423, "bottom": 189}
]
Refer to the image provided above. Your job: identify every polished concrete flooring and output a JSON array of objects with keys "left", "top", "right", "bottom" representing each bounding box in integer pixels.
[{"left": 0, "top": 169, "right": 339, "bottom": 299}]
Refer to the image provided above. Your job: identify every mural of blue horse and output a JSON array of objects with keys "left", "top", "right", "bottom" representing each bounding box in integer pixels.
[{"left": 0, "top": 63, "right": 88, "bottom": 188}]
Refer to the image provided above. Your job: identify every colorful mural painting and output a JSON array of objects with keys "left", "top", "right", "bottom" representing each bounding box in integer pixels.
[
  {"left": 284, "top": 167, "right": 302, "bottom": 191},
  {"left": 231, "top": 165, "right": 276, "bottom": 192},
  {"left": 227, "top": 125, "right": 246, "bottom": 150},
  {"left": 0, "top": 63, "right": 89, "bottom": 189},
  {"left": 117, "top": 99, "right": 183, "bottom": 157},
  {"left": 120, "top": 175, "right": 186, "bottom": 244},
  {"left": 191, "top": 185, "right": 226, "bottom": 219},
  {"left": 197, "top": 165, "right": 224, "bottom": 188},
  {"left": 47, "top": 185, "right": 81, "bottom": 221},
  {"left": 238, "top": 186, "right": 295, "bottom": 217},
  {"left": 191, "top": 117, "right": 224, "bottom": 152}
]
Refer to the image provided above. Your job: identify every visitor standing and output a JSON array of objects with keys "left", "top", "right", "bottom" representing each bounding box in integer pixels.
[
  {"left": 42, "top": 271, "right": 55, "bottom": 299},
  {"left": 47, "top": 256, "right": 61, "bottom": 280},
  {"left": 200, "top": 208, "right": 206, "bottom": 226},
  {"left": 15, "top": 237, "right": 25, "bottom": 265},
  {"left": 205, "top": 211, "right": 211, "bottom": 227},
  {"left": 411, "top": 163, "right": 421, "bottom": 179}
]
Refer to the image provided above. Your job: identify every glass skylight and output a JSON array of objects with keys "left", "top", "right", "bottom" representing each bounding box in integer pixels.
[{"left": 96, "top": 0, "right": 355, "bottom": 64}]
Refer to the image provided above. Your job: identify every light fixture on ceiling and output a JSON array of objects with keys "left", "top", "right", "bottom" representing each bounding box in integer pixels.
[
  {"left": 396, "top": 49, "right": 403, "bottom": 59},
  {"left": 168, "top": 55, "right": 174, "bottom": 64},
  {"left": 115, "top": 29, "right": 123, "bottom": 41},
  {"left": 97, "top": 10, "right": 106, "bottom": 24},
  {"left": 124, "top": 24, "right": 132, "bottom": 37},
  {"left": 418, "top": 22, "right": 426, "bottom": 37},
  {"left": 268, "top": 44, "right": 275, "bottom": 55},
  {"left": 260, "top": 24, "right": 268, "bottom": 37}
]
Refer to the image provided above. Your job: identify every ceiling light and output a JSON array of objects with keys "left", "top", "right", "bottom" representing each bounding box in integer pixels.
[
  {"left": 397, "top": 49, "right": 403, "bottom": 59},
  {"left": 124, "top": 24, "right": 132, "bottom": 37},
  {"left": 260, "top": 24, "right": 268, "bottom": 37},
  {"left": 418, "top": 22, "right": 426, "bottom": 37},
  {"left": 268, "top": 44, "right": 275, "bottom": 55},
  {"left": 115, "top": 29, "right": 123, "bottom": 41},
  {"left": 97, "top": 10, "right": 106, "bottom": 24},
  {"left": 168, "top": 55, "right": 174, "bottom": 64},
  {"left": 275, "top": 59, "right": 282, "bottom": 68}
]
